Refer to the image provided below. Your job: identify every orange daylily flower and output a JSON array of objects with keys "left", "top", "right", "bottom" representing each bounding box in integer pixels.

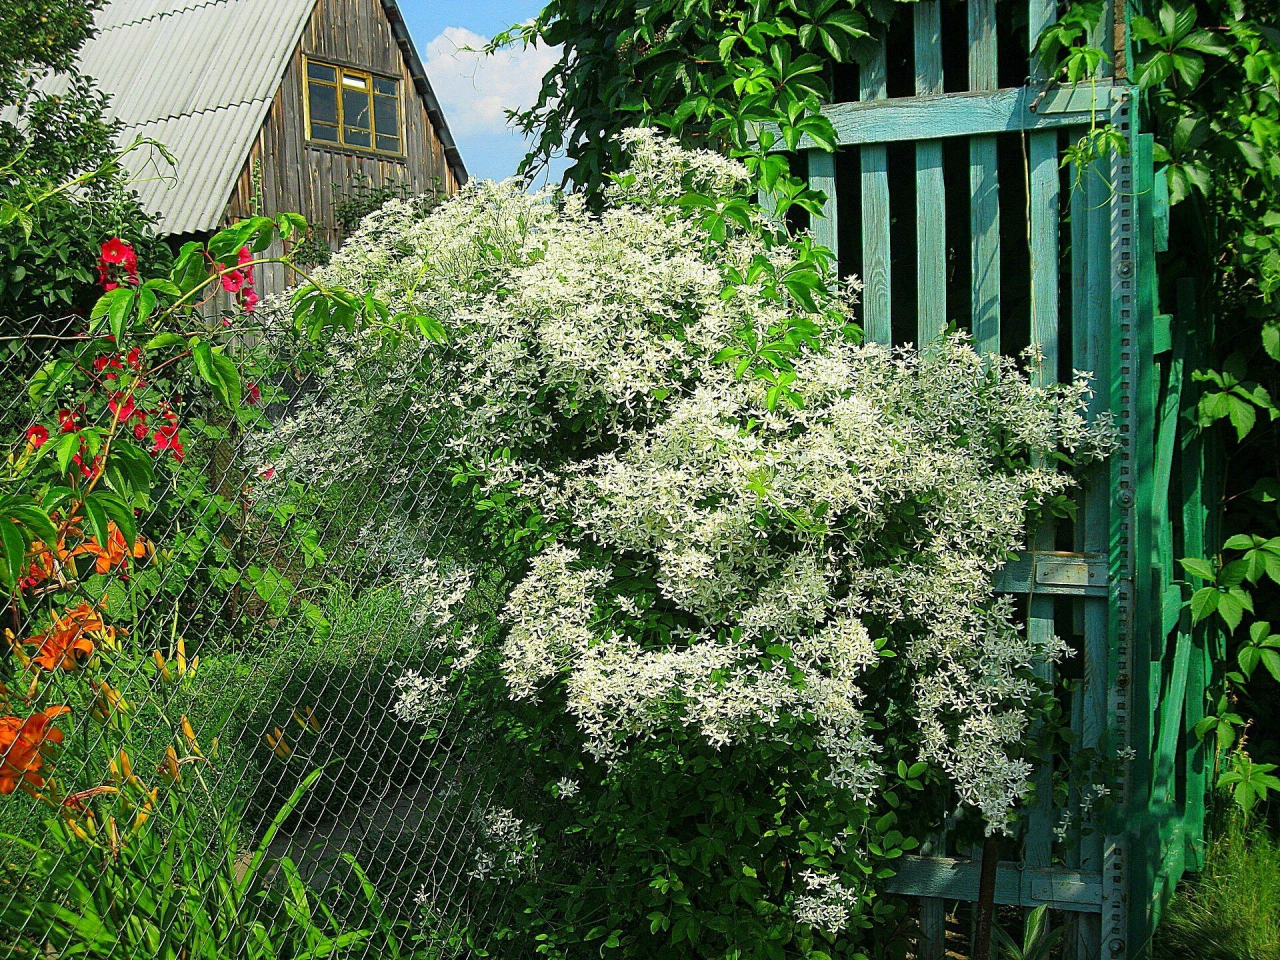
[
  {"left": 22, "top": 537, "right": 74, "bottom": 589},
  {"left": 25, "top": 604, "right": 118, "bottom": 671},
  {"left": 0, "top": 707, "right": 70, "bottom": 795},
  {"left": 72, "top": 522, "right": 150, "bottom": 576}
]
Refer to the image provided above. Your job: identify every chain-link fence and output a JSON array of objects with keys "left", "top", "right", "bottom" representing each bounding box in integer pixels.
[{"left": 0, "top": 286, "right": 528, "bottom": 959}]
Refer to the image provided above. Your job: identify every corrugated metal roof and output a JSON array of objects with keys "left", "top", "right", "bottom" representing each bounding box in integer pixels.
[
  {"left": 20, "top": 0, "right": 315, "bottom": 235},
  {"left": 94, "top": 0, "right": 317, "bottom": 234}
]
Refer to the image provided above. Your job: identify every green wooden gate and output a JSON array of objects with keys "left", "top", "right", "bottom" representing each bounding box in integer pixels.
[{"left": 800, "top": 1, "right": 1215, "bottom": 956}]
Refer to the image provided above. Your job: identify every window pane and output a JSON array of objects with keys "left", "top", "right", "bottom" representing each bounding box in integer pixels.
[
  {"left": 309, "top": 82, "right": 338, "bottom": 126},
  {"left": 344, "top": 126, "right": 372, "bottom": 148},
  {"left": 376, "top": 134, "right": 400, "bottom": 153},
  {"left": 374, "top": 94, "right": 399, "bottom": 140},
  {"left": 341, "top": 73, "right": 368, "bottom": 90},
  {"left": 343, "top": 88, "right": 371, "bottom": 130},
  {"left": 373, "top": 77, "right": 398, "bottom": 96},
  {"left": 311, "top": 122, "right": 339, "bottom": 143},
  {"left": 307, "top": 62, "right": 336, "bottom": 82}
]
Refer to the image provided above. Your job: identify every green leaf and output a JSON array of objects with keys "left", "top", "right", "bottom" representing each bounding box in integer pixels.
[
  {"left": 81, "top": 497, "right": 110, "bottom": 555},
  {"left": 1217, "top": 590, "right": 1249, "bottom": 632},
  {"left": 1189, "top": 586, "right": 1220, "bottom": 623},
  {"left": 145, "top": 332, "right": 186, "bottom": 351},
  {"left": 89, "top": 287, "right": 133, "bottom": 339},
  {"left": 0, "top": 519, "right": 24, "bottom": 587},
  {"left": 89, "top": 490, "right": 137, "bottom": 548},
  {"left": 1180, "top": 556, "right": 1217, "bottom": 581},
  {"left": 53, "top": 432, "right": 80, "bottom": 476},
  {"left": 1263, "top": 319, "right": 1279, "bottom": 362}
]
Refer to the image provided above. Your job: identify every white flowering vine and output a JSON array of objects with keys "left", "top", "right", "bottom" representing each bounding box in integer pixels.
[{"left": 260, "top": 130, "right": 1112, "bottom": 854}]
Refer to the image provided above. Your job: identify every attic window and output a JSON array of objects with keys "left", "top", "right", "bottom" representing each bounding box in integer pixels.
[{"left": 305, "top": 59, "right": 402, "bottom": 156}]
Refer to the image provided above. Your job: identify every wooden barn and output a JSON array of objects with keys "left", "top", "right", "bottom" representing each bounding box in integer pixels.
[{"left": 65, "top": 0, "right": 467, "bottom": 296}]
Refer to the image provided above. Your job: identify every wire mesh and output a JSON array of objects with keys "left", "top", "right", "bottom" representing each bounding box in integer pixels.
[{"left": 0, "top": 301, "right": 515, "bottom": 959}]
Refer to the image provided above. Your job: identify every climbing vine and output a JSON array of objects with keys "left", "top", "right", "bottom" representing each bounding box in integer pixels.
[
  {"left": 1040, "top": 0, "right": 1280, "bottom": 813},
  {"left": 492, "top": 0, "right": 917, "bottom": 218}
]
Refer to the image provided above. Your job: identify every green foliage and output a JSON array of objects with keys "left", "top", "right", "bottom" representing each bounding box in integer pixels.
[
  {"left": 494, "top": 0, "right": 914, "bottom": 213},
  {"left": 333, "top": 176, "right": 435, "bottom": 234},
  {"left": 992, "top": 905, "right": 1065, "bottom": 960},
  {"left": 1154, "top": 814, "right": 1280, "bottom": 960},
  {"left": 0, "top": 771, "right": 432, "bottom": 960},
  {"left": 1042, "top": 0, "right": 1280, "bottom": 813},
  {"left": 182, "top": 585, "right": 438, "bottom": 824},
  {"left": 0, "top": 0, "right": 168, "bottom": 333}
]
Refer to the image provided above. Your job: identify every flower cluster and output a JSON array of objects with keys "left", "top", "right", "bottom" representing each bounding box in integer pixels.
[
  {"left": 467, "top": 806, "right": 540, "bottom": 882},
  {"left": 219, "top": 246, "right": 259, "bottom": 312},
  {"left": 792, "top": 870, "right": 862, "bottom": 935},
  {"left": 97, "top": 238, "right": 138, "bottom": 291}
]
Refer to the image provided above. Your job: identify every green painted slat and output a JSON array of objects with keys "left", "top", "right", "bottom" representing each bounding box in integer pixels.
[
  {"left": 970, "top": 142, "right": 1000, "bottom": 350},
  {"left": 914, "top": 1, "right": 943, "bottom": 94},
  {"left": 969, "top": 0, "right": 998, "bottom": 90},
  {"left": 1072, "top": 152, "right": 1111, "bottom": 960},
  {"left": 886, "top": 857, "right": 1103, "bottom": 912},
  {"left": 860, "top": 37, "right": 891, "bottom": 344},
  {"left": 807, "top": 149, "right": 838, "bottom": 258},
  {"left": 1028, "top": 0, "right": 1058, "bottom": 83},
  {"left": 1026, "top": 537, "right": 1057, "bottom": 871},
  {"left": 1175, "top": 278, "right": 1209, "bottom": 867},
  {"left": 915, "top": 151, "right": 946, "bottom": 344},
  {"left": 918, "top": 899, "right": 945, "bottom": 960},
  {"left": 1155, "top": 631, "right": 1192, "bottom": 806},
  {"left": 1030, "top": 131, "right": 1060, "bottom": 379},
  {"left": 1025, "top": 129, "right": 1060, "bottom": 873},
  {"left": 969, "top": 0, "right": 1000, "bottom": 352},
  {"left": 1153, "top": 318, "right": 1186, "bottom": 650},
  {"left": 914, "top": 2, "right": 945, "bottom": 344},
  {"left": 812, "top": 85, "right": 1115, "bottom": 148}
]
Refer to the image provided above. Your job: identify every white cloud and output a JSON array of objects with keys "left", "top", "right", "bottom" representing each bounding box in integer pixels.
[{"left": 424, "top": 27, "right": 561, "bottom": 180}]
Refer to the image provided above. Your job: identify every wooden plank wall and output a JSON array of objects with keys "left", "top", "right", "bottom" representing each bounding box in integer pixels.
[{"left": 224, "top": 0, "right": 460, "bottom": 298}]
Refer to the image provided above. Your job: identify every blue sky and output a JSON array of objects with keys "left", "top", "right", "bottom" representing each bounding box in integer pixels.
[{"left": 399, "top": 0, "right": 565, "bottom": 184}]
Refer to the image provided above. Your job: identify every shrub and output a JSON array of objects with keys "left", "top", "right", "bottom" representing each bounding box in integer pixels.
[
  {"left": 0, "top": 1, "right": 169, "bottom": 335},
  {"left": 258, "top": 131, "right": 1114, "bottom": 958}
]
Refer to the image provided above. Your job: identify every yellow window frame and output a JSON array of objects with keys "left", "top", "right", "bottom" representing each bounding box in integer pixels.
[{"left": 303, "top": 57, "right": 404, "bottom": 158}]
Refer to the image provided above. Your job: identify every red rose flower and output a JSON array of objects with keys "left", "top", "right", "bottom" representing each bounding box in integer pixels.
[
  {"left": 26, "top": 425, "right": 49, "bottom": 449},
  {"left": 246, "top": 382, "right": 260, "bottom": 405}
]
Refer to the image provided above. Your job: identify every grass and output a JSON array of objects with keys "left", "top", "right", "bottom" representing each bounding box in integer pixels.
[{"left": 1154, "top": 812, "right": 1280, "bottom": 960}]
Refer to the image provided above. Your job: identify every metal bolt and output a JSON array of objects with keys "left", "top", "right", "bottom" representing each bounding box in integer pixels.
[
  {"left": 1118, "top": 490, "right": 1135, "bottom": 508},
  {"left": 1111, "top": 938, "right": 1126, "bottom": 955},
  {"left": 1117, "top": 261, "right": 1133, "bottom": 277}
]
